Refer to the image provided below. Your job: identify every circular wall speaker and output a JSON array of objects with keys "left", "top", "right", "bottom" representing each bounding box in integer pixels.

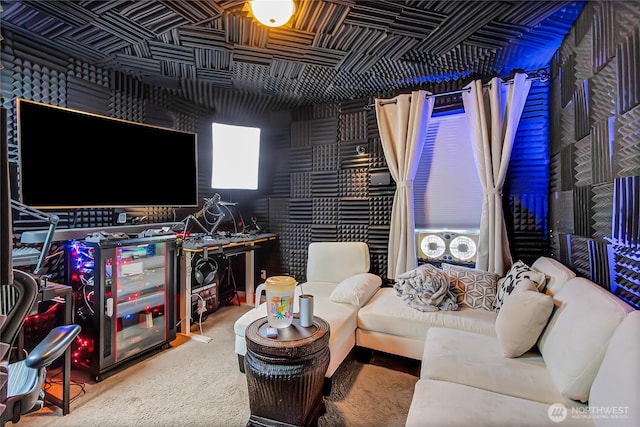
[
  {"left": 420, "top": 234, "right": 447, "bottom": 259},
  {"left": 449, "top": 236, "right": 477, "bottom": 261},
  {"left": 194, "top": 256, "right": 219, "bottom": 286}
]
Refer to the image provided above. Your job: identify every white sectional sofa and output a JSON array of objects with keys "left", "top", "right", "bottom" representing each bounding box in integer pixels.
[
  {"left": 355, "top": 256, "right": 576, "bottom": 360},
  {"left": 233, "top": 242, "right": 639, "bottom": 425},
  {"left": 407, "top": 282, "right": 639, "bottom": 427}
]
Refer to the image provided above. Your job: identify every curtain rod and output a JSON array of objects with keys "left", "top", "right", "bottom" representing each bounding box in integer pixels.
[{"left": 365, "top": 71, "right": 549, "bottom": 110}]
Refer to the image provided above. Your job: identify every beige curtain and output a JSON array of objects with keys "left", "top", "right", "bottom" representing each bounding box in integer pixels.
[
  {"left": 375, "top": 90, "right": 434, "bottom": 279},
  {"left": 462, "top": 73, "right": 531, "bottom": 276}
]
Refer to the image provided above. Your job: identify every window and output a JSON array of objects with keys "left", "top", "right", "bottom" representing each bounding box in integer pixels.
[{"left": 413, "top": 111, "right": 483, "bottom": 230}]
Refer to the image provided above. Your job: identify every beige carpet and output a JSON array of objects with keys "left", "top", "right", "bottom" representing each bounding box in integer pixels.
[{"left": 15, "top": 304, "right": 418, "bottom": 427}]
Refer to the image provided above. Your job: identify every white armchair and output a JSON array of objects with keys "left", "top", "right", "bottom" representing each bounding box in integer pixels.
[{"left": 233, "top": 241, "right": 373, "bottom": 393}]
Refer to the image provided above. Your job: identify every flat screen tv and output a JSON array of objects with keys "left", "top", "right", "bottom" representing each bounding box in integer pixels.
[{"left": 17, "top": 99, "right": 198, "bottom": 208}]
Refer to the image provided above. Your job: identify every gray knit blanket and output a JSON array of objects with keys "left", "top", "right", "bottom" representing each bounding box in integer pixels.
[{"left": 394, "top": 264, "right": 459, "bottom": 312}]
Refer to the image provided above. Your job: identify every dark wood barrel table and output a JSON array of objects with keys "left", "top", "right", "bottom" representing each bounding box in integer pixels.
[{"left": 244, "top": 315, "right": 330, "bottom": 427}]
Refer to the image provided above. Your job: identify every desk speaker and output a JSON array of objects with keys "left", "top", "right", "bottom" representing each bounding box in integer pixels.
[{"left": 415, "top": 229, "right": 480, "bottom": 263}]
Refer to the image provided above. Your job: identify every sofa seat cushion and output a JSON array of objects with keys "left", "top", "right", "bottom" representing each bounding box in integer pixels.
[
  {"left": 421, "top": 327, "right": 573, "bottom": 406},
  {"left": 537, "top": 278, "right": 634, "bottom": 403},
  {"left": 357, "top": 288, "right": 497, "bottom": 341},
  {"left": 406, "top": 379, "right": 592, "bottom": 427}
]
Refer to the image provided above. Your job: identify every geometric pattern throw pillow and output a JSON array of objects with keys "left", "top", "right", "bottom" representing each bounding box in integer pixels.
[
  {"left": 441, "top": 263, "right": 500, "bottom": 311},
  {"left": 492, "top": 260, "right": 547, "bottom": 312}
]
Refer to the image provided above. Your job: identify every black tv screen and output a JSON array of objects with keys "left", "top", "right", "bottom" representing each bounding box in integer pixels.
[{"left": 17, "top": 99, "right": 198, "bottom": 208}]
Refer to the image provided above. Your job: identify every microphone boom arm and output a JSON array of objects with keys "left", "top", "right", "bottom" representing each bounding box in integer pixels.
[{"left": 10, "top": 199, "right": 59, "bottom": 276}]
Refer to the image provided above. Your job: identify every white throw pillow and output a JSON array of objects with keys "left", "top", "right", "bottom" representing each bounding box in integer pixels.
[
  {"left": 495, "top": 279, "right": 554, "bottom": 358},
  {"left": 329, "top": 273, "right": 382, "bottom": 307}
]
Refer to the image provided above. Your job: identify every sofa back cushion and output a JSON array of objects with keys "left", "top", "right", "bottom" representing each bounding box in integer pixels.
[
  {"left": 537, "top": 278, "right": 634, "bottom": 402},
  {"left": 531, "top": 256, "right": 576, "bottom": 296},
  {"left": 306, "top": 242, "right": 370, "bottom": 284},
  {"left": 589, "top": 310, "right": 639, "bottom": 427}
]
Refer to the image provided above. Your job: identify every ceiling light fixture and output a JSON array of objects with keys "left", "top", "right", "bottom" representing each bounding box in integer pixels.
[{"left": 248, "top": 0, "right": 296, "bottom": 28}]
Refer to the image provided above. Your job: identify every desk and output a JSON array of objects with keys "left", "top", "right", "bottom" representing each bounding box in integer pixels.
[
  {"left": 26, "top": 282, "right": 74, "bottom": 415},
  {"left": 178, "top": 233, "right": 276, "bottom": 336}
]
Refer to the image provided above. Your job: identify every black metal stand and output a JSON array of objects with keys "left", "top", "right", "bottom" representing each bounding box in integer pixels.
[{"left": 219, "top": 254, "right": 241, "bottom": 306}]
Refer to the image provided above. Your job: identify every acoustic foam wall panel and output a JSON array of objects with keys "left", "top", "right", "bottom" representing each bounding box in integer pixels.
[
  {"left": 339, "top": 168, "right": 368, "bottom": 198},
  {"left": 289, "top": 147, "right": 313, "bottom": 173},
  {"left": 549, "top": 78, "right": 563, "bottom": 156},
  {"left": 311, "top": 171, "right": 339, "bottom": 197},
  {"left": 310, "top": 117, "right": 338, "bottom": 146},
  {"left": 340, "top": 142, "right": 370, "bottom": 169},
  {"left": 615, "top": 105, "right": 640, "bottom": 177},
  {"left": 271, "top": 173, "right": 292, "bottom": 197},
  {"left": 608, "top": 245, "right": 640, "bottom": 308},
  {"left": 312, "top": 144, "right": 338, "bottom": 171},
  {"left": 510, "top": 194, "right": 547, "bottom": 233},
  {"left": 67, "top": 75, "right": 111, "bottom": 116},
  {"left": 588, "top": 239, "right": 611, "bottom": 290},
  {"left": 312, "top": 198, "right": 338, "bottom": 225},
  {"left": 561, "top": 144, "right": 575, "bottom": 191},
  {"left": 338, "top": 198, "right": 369, "bottom": 225},
  {"left": 290, "top": 172, "right": 311, "bottom": 199},
  {"left": 573, "top": 80, "right": 591, "bottom": 141},
  {"left": 589, "top": 61, "right": 617, "bottom": 126},
  {"left": 560, "top": 101, "right": 576, "bottom": 152},
  {"left": 507, "top": 82, "right": 550, "bottom": 196},
  {"left": 339, "top": 111, "right": 368, "bottom": 142},
  {"left": 574, "top": 28, "right": 594, "bottom": 86},
  {"left": 574, "top": 134, "right": 593, "bottom": 186},
  {"left": 251, "top": 197, "right": 270, "bottom": 232},
  {"left": 550, "top": 153, "right": 562, "bottom": 193},
  {"left": 560, "top": 54, "right": 577, "bottom": 108},
  {"left": 289, "top": 199, "right": 312, "bottom": 224},
  {"left": 268, "top": 198, "right": 290, "bottom": 236},
  {"left": 592, "top": 1, "right": 617, "bottom": 72},
  {"left": 612, "top": 176, "right": 640, "bottom": 248},
  {"left": 616, "top": 26, "right": 640, "bottom": 115},
  {"left": 337, "top": 224, "right": 368, "bottom": 243},
  {"left": 592, "top": 182, "right": 614, "bottom": 240},
  {"left": 573, "top": 185, "right": 594, "bottom": 237},
  {"left": 369, "top": 196, "right": 393, "bottom": 226},
  {"left": 509, "top": 195, "right": 549, "bottom": 263},
  {"left": 311, "top": 225, "right": 337, "bottom": 242},
  {"left": 551, "top": 190, "right": 575, "bottom": 235},
  {"left": 290, "top": 120, "right": 311, "bottom": 147},
  {"left": 573, "top": 2, "right": 595, "bottom": 48},
  {"left": 591, "top": 117, "right": 614, "bottom": 184},
  {"left": 569, "top": 235, "right": 591, "bottom": 277}
]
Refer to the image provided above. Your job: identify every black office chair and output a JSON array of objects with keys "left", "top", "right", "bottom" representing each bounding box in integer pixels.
[{"left": 1, "top": 269, "right": 81, "bottom": 425}]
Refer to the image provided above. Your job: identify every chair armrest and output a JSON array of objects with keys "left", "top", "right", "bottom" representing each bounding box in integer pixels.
[{"left": 25, "top": 324, "right": 81, "bottom": 370}]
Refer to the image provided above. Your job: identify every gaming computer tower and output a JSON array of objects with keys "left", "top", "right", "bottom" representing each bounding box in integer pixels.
[{"left": 67, "top": 235, "right": 177, "bottom": 380}]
